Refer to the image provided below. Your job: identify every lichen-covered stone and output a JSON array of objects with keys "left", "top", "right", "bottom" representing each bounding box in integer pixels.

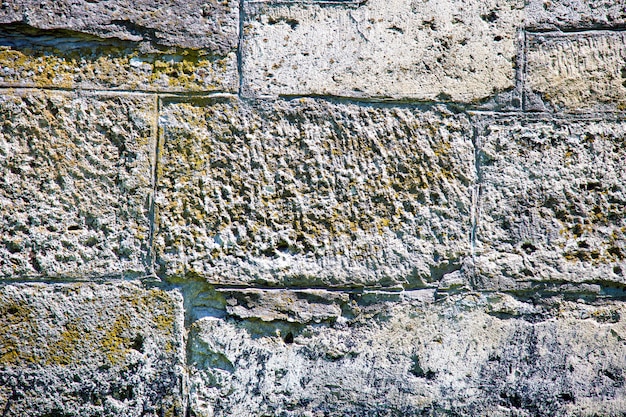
[
  {"left": 525, "top": 0, "right": 626, "bottom": 30},
  {"left": 242, "top": 0, "right": 523, "bottom": 101},
  {"left": 0, "top": 0, "right": 239, "bottom": 51},
  {"left": 0, "top": 90, "right": 154, "bottom": 279},
  {"left": 0, "top": 281, "right": 185, "bottom": 417},
  {"left": 525, "top": 32, "right": 626, "bottom": 112},
  {"left": 0, "top": 24, "right": 238, "bottom": 92},
  {"left": 156, "top": 98, "right": 474, "bottom": 287},
  {"left": 474, "top": 116, "right": 626, "bottom": 291},
  {"left": 188, "top": 289, "right": 626, "bottom": 416}
]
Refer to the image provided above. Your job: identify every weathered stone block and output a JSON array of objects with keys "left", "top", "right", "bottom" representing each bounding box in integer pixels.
[
  {"left": 0, "top": 0, "right": 239, "bottom": 51},
  {"left": 525, "top": 0, "right": 626, "bottom": 30},
  {"left": 525, "top": 31, "right": 626, "bottom": 112},
  {"left": 242, "top": 0, "right": 523, "bottom": 101},
  {"left": 0, "top": 90, "right": 154, "bottom": 279},
  {"left": 187, "top": 289, "right": 626, "bottom": 416},
  {"left": 475, "top": 116, "right": 626, "bottom": 292},
  {"left": 0, "top": 281, "right": 185, "bottom": 417},
  {"left": 0, "top": 23, "right": 238, "bottom": 92},
  {"left": 156, "top": 98, "right": 474, "bottom": 287}
]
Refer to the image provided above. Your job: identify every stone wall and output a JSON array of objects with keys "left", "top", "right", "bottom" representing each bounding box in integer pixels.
[{"left": 0, "top": 1, "right": 625, "bottom": 416}]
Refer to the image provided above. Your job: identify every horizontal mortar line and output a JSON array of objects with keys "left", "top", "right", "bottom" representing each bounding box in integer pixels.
[
  {"left": 245, "top": 0, "right": 365, "bottom": 5},
  {"left": 526, "top": 26, "right": 626, "bottom": 35},
  {"left": 0, "top": 84, "right": 237, "bottom": 97},
  {"left": 468, "top": 110, "right": 626, "bottom": 121},
  {"left": 271, "top": 92, "right": 495, "bottom": 109},
  {"left": 168, "top": 281, "right": 438, "bottom": 294},
  {"left": 0, "top": 274, "right": 159, "bottom": 285}
]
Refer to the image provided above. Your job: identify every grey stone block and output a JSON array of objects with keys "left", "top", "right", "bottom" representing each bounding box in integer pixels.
[
  {"left": 0, "top": 90, "right": 155, "bottom": 279},
  {"left": 187, "top": 288, "right": 626, "bottom": 416},
  {"left": 0, "top": 281, "right": 185, "bottom": 417},
  {"left": 525, "top": 31, "right": 626, "bottom": 113},
  {"left": 156, "top": 98, "right": 475, "bottom": 288},
  {"left": 242, "top": 0, "right": 523, "bottom": 102},
  {"left": 475, "top": 116, "right": 626, "bottom": 292}
]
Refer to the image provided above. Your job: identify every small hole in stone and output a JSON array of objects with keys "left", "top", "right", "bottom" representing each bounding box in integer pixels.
[
  {"left": 67, "top": 225, "right": 81, "bottom": 231},
  {"left": 284, "top": 332, "right": 294, "bottom": 344},
  {"left": 132, "top": 335, "right": 144, "bottom": 353},
  {"left": 521, "top": 242, "right": 537, "bottom": 254},
  {"left": 614, "top": 266, "right": 623, "bottom": 274}
]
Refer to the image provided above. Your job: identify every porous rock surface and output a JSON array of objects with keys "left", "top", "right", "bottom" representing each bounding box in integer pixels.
[{"left": 0, "top": 0, "right": 625, "bottom": 416}]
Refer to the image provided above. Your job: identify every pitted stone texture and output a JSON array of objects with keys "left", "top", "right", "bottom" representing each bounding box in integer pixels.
[
  {"left": 0, "top": 281, "right": 185, "bottom": 417},
  {"left": 0, "top": 90, "right": 154, "bottom": 279},
  {"left": 156, "top": 98, "right": 474, "bottom": 287},
  {"left": 525, "top": 0, "right": 626, "bottom": 30},
  {"left": 0, "top": 0, "right": 239, "bottom": 52},
  {"left": 242, "top": 0, "right": 522, "bottom": 101},
  {"left": 188, "top": 291, "right": 626, "bottom": 416},
  {"left": 0, "top": 24, "right": 238, "bottom": 92},
  {"left": 475, "top": 117, "right": 626, "bottom": 291},
  {"left": 525, "top": 32, "right": 626, "bottom": 112}
]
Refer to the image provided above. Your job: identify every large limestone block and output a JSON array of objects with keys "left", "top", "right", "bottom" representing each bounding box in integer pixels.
[
  {"left": 475, "top": 116, "right": 626, "bottom": 292},
  {"left": 0, "top": 281, "right": 185, "bottom": 417},
  {"left": 525, "top": 31, "right": 626, "bottom": 112},
  {"left": 525, "top": 0, "right": 626, "bottom": 30},
  {"left": 156, "top": 98, "right": 475, "bottom": 287},
  {"left": 0, "top": 90, "right": 154, "bottom": 279},
  {"left": 242, "top": 0, "right": 523, "bottom": 101},
  {"left": 0, "top": 0, "right": 239, "bottom": 51},
  {"left": 188, "top": 289, "right": 626, "bottom": 416},
  {"left": 0, "top": 24, "right": 238, "bottom": 92}
]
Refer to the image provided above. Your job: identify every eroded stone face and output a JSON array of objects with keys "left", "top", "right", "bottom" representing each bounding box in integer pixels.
[
  {"left": 242, "top": 0, "right": 523, "bottom": 101},
  {"left": 156, "top": 98, "right": 475, "bottom": 287},
  {"left": 525, "top": 31, "right": 626, "bottom": 112},
  {"left": 475, "top": 116, "right": 626, "bottom": 292},
  {"left": 0, "top": 90, "right": 154, "bottom": 279},
  {"left": 0, "top": 281, "right": 185, "bottom": 417},
  {"left": 187, "top": 289, "right": 626, "bottom": 416}
]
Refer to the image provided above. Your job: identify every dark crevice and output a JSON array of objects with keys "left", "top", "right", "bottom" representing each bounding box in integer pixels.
[
  {"left": 146, "top": 94, "right": 161, "bottom": 279},
  {"left": 237, "top": 0, "right": 245, "bottom": 96},
  {"left": 526, "top": 25, "right": 626, "bottom": 34}
]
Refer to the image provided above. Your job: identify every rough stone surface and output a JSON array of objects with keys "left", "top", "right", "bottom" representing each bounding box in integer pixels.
[
  {"left": 475, "top": 116, "right": 626, "bottom": 292},
  {"left": 242, "top": 0, "right": 523, "bottom": 101},
  {"left": 2, "top": 1, "right": 626, "bottom": 416},
  {"left": 525, "top": 0, "right": 626, "bottom": 30},
  {"left": 0, "top": 24, "right": 238, "bottom": 92},
  {"left": 0, "top": 90, "right": 154, "bottom": 279},
  {"left": 525, "top": 31, "right": 626, "bottom": 112},
  {"left": 0, "top": 281, "right": 185, "bottom": 417},
  {"left": 0, "top": 0, "right": 239, "bottom": 51},
  {"left": 187, "top": 289, "right": 626, "bottom": 416},
  {"left": 156, "top": 98, "right": 475, "bottom": 287}
]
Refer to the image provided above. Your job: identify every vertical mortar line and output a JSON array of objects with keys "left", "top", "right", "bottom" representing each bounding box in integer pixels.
[
  {"left": 148, "top": 93, "right": 161, "bottom": 278},
  {"left": 470, "top": 120, "right": 481, "bottom": 288},
  {"left": 519, "top": 29, "right": 528, "bottom": 112},
  {"left": 237, "top": 0, "right": 246, "bottom": 96}
]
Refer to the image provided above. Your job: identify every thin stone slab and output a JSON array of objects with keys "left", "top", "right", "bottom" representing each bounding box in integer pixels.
[
  {"left": 187, "top": 289, "right": 626, "bottom": 416},
  {"left": 0, "top": 90, "right": 155, "bottom": 279},
  {"left": 0, "top": 281, "right": 185, "bottom": 417},
  {"left": 156, "top": 98, "right": 475, "bottom": 287},
  {"left": 525, "top": 31, "right": 626, "bottom": 112},
  {"left": 0, "top": 0, "right": 239, "bottom": 51},
  {"left": 242, "top": 0, "right": 523, "bottom": 101},
  {"left": 475, "top": 116, "right": 626, "bottom": 292}
]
